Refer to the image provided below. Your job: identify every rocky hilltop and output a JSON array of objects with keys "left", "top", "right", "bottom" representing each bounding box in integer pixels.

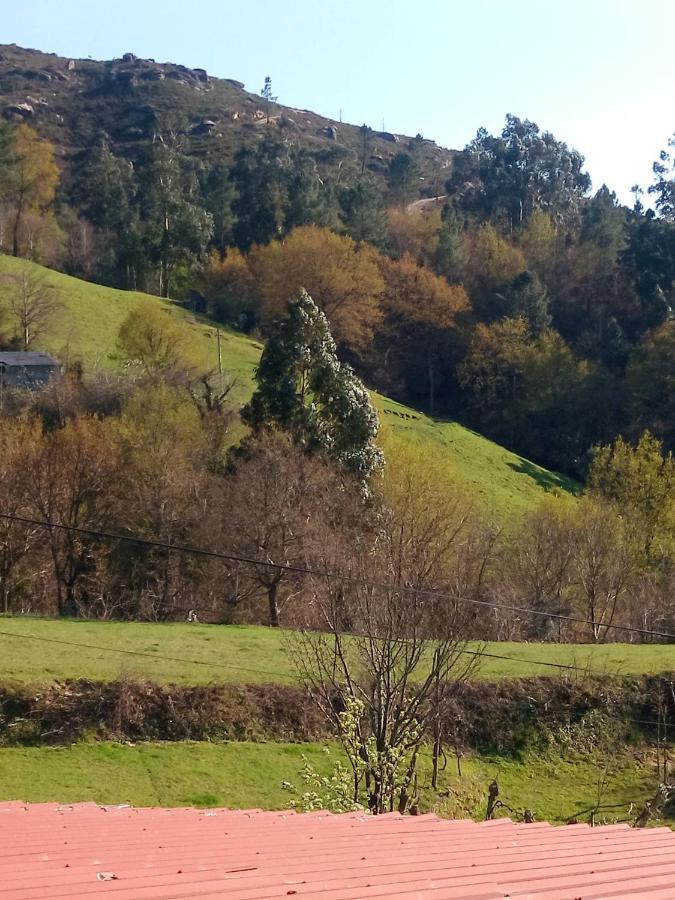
[{"left": 0, "top": 43, "right": 453, "bottom": 193}]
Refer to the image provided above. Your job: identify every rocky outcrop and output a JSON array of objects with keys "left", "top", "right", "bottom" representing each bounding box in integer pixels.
[
  {"left": 190, "top": 119, "right": 216, "bottom": 135},
  {"left": 3, "top": 101, "right": 34, "bottom": 119},
  {"left": 139, "top": 68, "right": 164, "bottom": 81},
  {"left": 0, "top": 42, "right": 456, "bottom": 201}
]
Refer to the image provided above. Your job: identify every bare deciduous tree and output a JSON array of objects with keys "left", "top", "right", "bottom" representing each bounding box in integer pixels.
[
  {"left": 568, "top": 499, "right": 637, "bottom": 642},
  {"left": 290, "top": 478, "right": 480, "bottom": 814},
  {"left": 5, "top": 269, "right": 61, "bottom": 351},
  {"left": 24, "top": 416, "right": 119, "bottom": 617},
  {"left": 221, "top": 434, "right": 354, "bottom": 627},
  {"left": 0, "top": 417, "right": 42, "bottom": 612}
]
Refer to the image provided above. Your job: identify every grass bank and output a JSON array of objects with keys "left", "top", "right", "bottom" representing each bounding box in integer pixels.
[
  {"left": 0, "top": 618, "right": 672, "bottom": 686},
  {"left": 0, "top": 739, "right": 663, "bottom": 827}
]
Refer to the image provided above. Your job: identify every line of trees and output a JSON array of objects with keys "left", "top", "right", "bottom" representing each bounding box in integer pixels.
[
  {"left": 1, "top": 114, "right": 675, "bottom": 477},
  {"left": 0, "top": 293, "right": 672, "bottom": 641}
]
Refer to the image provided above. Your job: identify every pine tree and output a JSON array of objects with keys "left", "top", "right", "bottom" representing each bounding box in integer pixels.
[
  {"left": 260, "top": 76, "right": 277, "bottom": 125},
  {"left": 242, "top": 290, "right": 383, "bottom": 484}
]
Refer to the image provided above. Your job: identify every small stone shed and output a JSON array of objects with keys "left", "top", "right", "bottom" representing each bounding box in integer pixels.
[{"left": 0, "top": 352, "right": 60, "bottom": 390}]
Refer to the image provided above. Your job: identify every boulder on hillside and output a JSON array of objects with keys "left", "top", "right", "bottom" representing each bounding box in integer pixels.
[
  {"left": 190, "top": 119, "right": 216, "bottom": 135},
  {"left": 22, "top": 68, "right": 52, "bottom": 82},
  {"left": 139, "top": 68, "right": 164, "bottom": 81},
  {"left": 319, "top": 125, "right": 338, "bottom": 140},
  {"left": 193, "top": 68, "right": 208, "bottom": 83},
  {"left": 25, "top": 95, "right": 49, "bottom": 110},
  {"left": 122, "top": 52, "right": 137, "bottom": 63},
  {"left": 225, "top": 78, "right": 245, "bottom": 89},
  {"left": 3, "top": 102, "right": 34, "bottom": 119},
  {"left": 377, "top": 131, "right": 399, "bottom": 143}
]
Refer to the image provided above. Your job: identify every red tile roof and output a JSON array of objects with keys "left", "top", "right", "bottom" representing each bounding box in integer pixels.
[{"left": 1, "top": 802, "right": 675, "bottom": 898}]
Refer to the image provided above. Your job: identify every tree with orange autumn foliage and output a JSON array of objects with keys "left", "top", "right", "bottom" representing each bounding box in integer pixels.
[
  {"left": 197, "top": 248, "right": 259, "bottom": 329},
  {"left": 386, "top": 206, "right": 441, "bottom": 268},
  {"left": 464, "top": 223, "right": 526, "bottom": 302},
  {"left": 377, "top": 253, "right": 470, "bottom": 413},
  {"left": 248, "top": 225, "right": 384, "bottom": 353},
  {"left": 4, "top": 124, "right": 59, "bottom": 258}
]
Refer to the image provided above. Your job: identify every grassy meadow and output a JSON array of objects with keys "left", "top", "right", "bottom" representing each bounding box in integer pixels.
[
  {"left": 0, "top": 739, "right": 663, "bottom": 826},
  {"left": 0, "top": 618, "right": 672, "bottom": 686}
]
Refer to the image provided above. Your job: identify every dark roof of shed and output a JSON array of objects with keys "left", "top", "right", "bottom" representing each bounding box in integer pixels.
[{"left": 0, "top": 352, "right": 59, "bottom": 367}]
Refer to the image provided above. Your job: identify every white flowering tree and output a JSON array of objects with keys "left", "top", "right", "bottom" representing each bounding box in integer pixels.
[{"left": 241, "top": 289, "right": 383, "bottom": 486}]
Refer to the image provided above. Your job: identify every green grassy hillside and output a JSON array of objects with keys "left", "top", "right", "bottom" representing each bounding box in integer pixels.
[
  {"left": 0, "top": 740, "right": 661, "bottom": 826},
  {"left": 0, "top": 618, "right": 672, "bottom": 685},
  {"left": 0, "top": 255, "right": 576, "bottom": 519}
]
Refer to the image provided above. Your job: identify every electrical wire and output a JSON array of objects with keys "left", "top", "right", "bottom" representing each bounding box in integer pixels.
[
  {"left": 0, "top": 512, "right": 672, "bottom": 731},
  {"left": 3, "top": 512, "right": 675, "bottom": 642}
]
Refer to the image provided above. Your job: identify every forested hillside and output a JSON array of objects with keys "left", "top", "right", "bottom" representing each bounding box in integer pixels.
[
  {"left": 0, "top": 252, "right": 672, "bottom": 643},
  {"left": 0, "top": 35, "right": 674, "bottom": 828},
  {"left": 0, "top": 46, "right": 673, "bottom": 482},
  {"left": 0, "top": 44, "right": 673, "bottom": 645},
  {"left": 0, "top": 254, "right": 573, "bottom": 519}
]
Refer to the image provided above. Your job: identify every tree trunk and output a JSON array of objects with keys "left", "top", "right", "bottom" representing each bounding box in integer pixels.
[
  {"left": 268, "top": 581, "right": 280, "bottom": 627},
  {"left": 428, "top": 350, "right": 435, "bottom": 417},
  {"left": 12, "top": 198, "right": 23, "bottom": 258},
  {"left": 60, "top": 581, "right": 78, "bottom": 618},
  {"left": 431, "top": 729, "right": 441, "bottom": 790}
]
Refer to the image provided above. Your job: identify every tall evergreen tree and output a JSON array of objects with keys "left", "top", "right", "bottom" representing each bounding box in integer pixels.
[
  {"left": 339, "top": 176, "right": 388, "bottom": 249},
  {"left": 77, "top": 140, "right": 145, "bottom": 288},
  {"left": 230, "top": 137, "right": 290, "bottom": 250},
  {"left": 386, "top": 152, "right": 420, "bottom": 205},
  {"left": 487, "top": 270, "right": 551, "bottom": 334},
  {"left": 649, "top": 134, "right": 675, "bottom": 221},
  {"left": 140, "top": 143, "right": 213, "bottom": 297},
  {"left": 447, "top": 114, "right": 591, "bottom": 230},
  {"left": 242, "top": 290, "right": 383, "bottom": 484},
  {"left": 200, "top": 160, "right": 236, "bottom": 258}
]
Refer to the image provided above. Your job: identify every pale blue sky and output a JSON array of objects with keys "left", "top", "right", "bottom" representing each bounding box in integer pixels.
[{"left": 5, "top": 0, "right": 675, "bottom": 203}]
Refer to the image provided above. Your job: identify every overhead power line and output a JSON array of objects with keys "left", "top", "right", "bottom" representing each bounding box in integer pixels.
[
  {"left": 2, "top": 512, "right": 675, "bottom": 642},
  {"left": 0, "top": 626, "right": 295, "bottom": 682}
]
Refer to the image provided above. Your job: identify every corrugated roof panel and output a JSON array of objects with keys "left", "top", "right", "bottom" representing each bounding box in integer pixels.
[
  {"left": 0, "top": 352, "right": 59, "bottom": 366},
  {"left": 0, "top": 803, "right": 673, "bottom": 898}
]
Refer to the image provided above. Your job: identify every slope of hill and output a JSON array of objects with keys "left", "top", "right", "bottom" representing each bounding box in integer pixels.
[
  {"left": 0, "top": 255, "right": 576, "bottom": 518},
  {"left": 0, "top": 43, "right": 453, "bottom": 195}
]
